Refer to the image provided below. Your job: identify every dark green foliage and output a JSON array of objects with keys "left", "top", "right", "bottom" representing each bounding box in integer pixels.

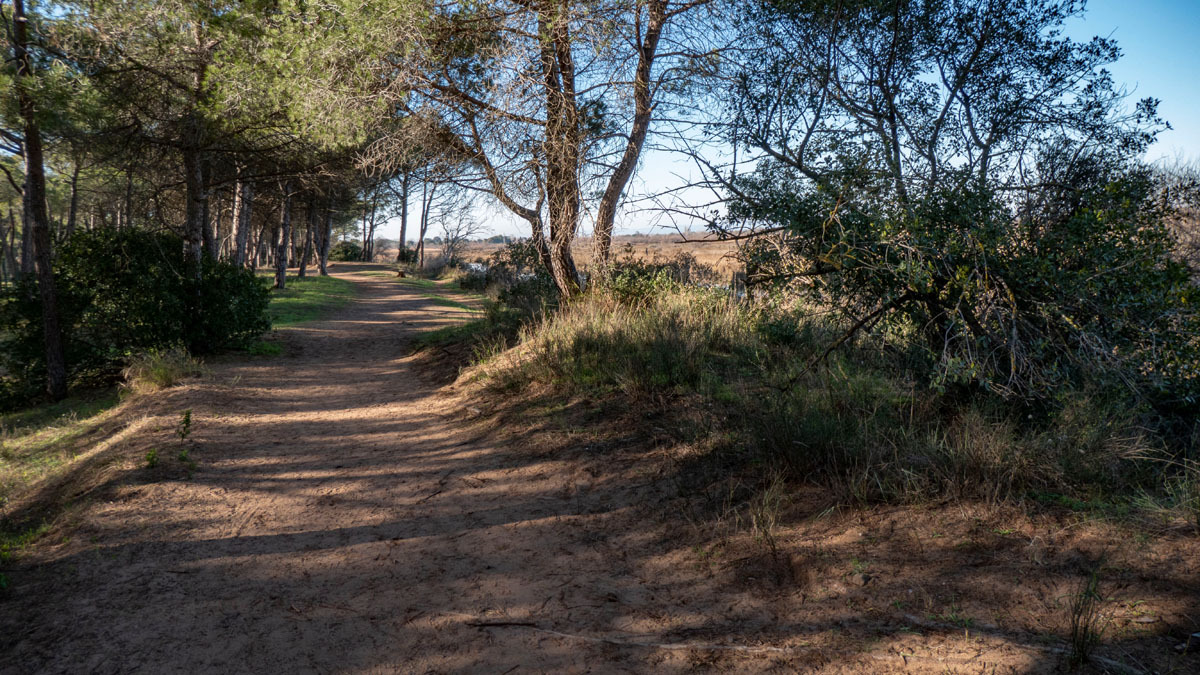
[
  {"left": 716, "top": 0, "right": 1199, "bottom": 425},
  {"left": 734, "top": 165, "right": 1200, "bottom": 417},
  {"left": 455, "top": 269, "right": 487, "bottom": 292},
  {"left": 328, "top": 240, "right": 362, "bottom": 261},
  {"left": 194, "top": 256, "right": 273, "bottom": 352},
  {"left": 0, "top": 229, "right": 269, "bottom": 407}
]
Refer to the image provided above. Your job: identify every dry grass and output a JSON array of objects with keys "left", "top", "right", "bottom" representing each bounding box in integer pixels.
[
  {"left": 121, "top": 348, "right": 205, "bottom": 395},
  {"left": 460, "top": 233, "right": 742, "bottom": 278}
]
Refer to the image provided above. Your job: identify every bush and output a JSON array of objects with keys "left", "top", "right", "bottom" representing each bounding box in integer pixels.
[
  {"left": 593, "top": 248, "right": 719, "bottom": 305},
  {"left": 483, "top": 240, "right": 557, "bottom": 314},
  {"left": 328, "top": 240, "right": 362, "bottom": 261},
  {"left": 0, "top": 228, "right": 269, "bottom": 406},
  {"left": 733, "top": 164, "right": 1200, "bottom": 427},
  {"left": 454, "top": 266, "right": 488, "bottom": 292}
]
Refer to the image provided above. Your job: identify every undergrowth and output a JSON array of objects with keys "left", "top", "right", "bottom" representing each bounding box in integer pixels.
[{"left": 471, "top": 283, "right": 1191, "bottom": 513}]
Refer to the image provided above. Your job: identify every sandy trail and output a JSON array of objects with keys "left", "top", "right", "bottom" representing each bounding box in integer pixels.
[
  {"left": 1, "top": 264, "right": 735, "bottom": 673},
  {"left": 3, "top": 264, "right": 1193, "bottom": 674}
]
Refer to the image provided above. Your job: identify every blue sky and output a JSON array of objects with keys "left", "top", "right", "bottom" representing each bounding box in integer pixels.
[
  {"left": 392, "top": 1, "right": 1200, "bottom": 240},
  {"left": 1067, "top": 0, "right": 1200, "bottom": 163}
]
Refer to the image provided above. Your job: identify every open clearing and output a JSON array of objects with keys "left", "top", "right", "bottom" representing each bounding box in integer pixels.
[{"left": 1, "top": 263, "right": 1197, "bottom": 673}]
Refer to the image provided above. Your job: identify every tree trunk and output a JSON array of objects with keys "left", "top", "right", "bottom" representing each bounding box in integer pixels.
[
  {"left": 365, "top": 196, "right": 378, "bottom": 261},
  {"left": 318, "top": 202, "right": 332, "bottom": 275},
  {"left": 418, "top": 179, "right": 437, "bottom": 268},
  {"left": 0, "top": 208, "right": 9, "bottom": 283},
  {"left": 232, "top": 178, "right": 253, "bottom": 267},
  {"left": 182, "top": 143, "right": 206, "bottom": 280},
  {"left": 298, "top": 198, "right": 315, "bottom": 278},
  {"left": 593, "top": 0, "right": 665, "bottom": 267},
  {"left": 65, "top": 159, "right": 81, "bottom": 239},
  {"left": 539, "top": 4, "right": 582, "bottom": 295},
  {"left": 398, "top": 169, "right": 410, "bottom": 255},
  {"left": 274, "top": 180, "right": 292, "bottom": 289},
  {"left": 12, "top": 0, "right": 67, "bottom": 399},
  {"left": 249, "top": 220, "right": 261, "bottom": 271},
  {"left": 20, "top": 188, "right": 34, "bottom": 276},
  {"left": 359, "top": 202, "right": 369, "bottom": 261},
  {"left": 122, "top": 162, "right": 134, "bottom": 231},
  {"left": 212, "top": 187, "right": 224, "bottom": 259},
  {"left": 201, "top": 179, "right": 215, "bottom": 259}
]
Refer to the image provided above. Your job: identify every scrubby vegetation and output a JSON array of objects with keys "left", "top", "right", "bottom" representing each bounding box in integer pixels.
[
  {"left": 328, "top": 241, "right": 364, "bottom": 262},
  {"left": 452, "top": 235, "right": 1199, "bottom": 523},
  {"left": 120, "top": 348, "right": 206, "bottom": 395},
  {"left": 0, "top": 230, "right": 269, "bottom": 410}
]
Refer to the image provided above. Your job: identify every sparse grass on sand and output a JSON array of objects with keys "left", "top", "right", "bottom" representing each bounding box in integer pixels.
[
  {"left": 265, "top": 274, "right": 356, "bottom": 328},
  {"left": 0, "top": 389, "right": 121, "bottom": 509}
]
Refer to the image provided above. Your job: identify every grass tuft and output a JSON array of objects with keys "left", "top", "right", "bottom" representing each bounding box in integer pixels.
[
  {"left": 1066, "top": 569, "right": 1105, "bottom": 668},
  {"left": 121, "top": 348, "right": 204, "bottom": 394}
]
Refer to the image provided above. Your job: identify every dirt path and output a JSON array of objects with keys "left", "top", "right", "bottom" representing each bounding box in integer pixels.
[
  {"left": 3, "top": 263, "right": 717, "bottom": 673},
  {"left": 2, "top": 264, "right": 1194, "bottom": 673}
]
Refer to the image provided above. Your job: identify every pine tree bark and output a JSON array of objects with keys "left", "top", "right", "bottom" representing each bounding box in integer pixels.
[
  {"left": 274, "top": 180, "right": 292, "bottom": 289},
  {"left": 593, "top": 0, "right": 665, "bottom": 267},
  {"left": 539, "top": 4, "right": 582, "bottom": 295},
  {"left": 298, "top": 198, "right": 314, "bottom": 278},
  {"left": 19, "top": 188, "right": 33, "bottom": 276},
  {"left": 232, "top": 177, "right": 253, "bottom": 267},
  {"left": 65, "top": 159, "right": 80, "bottom": 239},
  {"left": 12, "top": 0, "right": 67, "bottom": 399},
  {"left": 318, "top": 201, "right": 332, "bottom": 275},
  {"left": 398, "top": 169, "right": 410, "bottom": 255},
  {"left": 182, "top": 142, "right": 206, "bottom": 280}
]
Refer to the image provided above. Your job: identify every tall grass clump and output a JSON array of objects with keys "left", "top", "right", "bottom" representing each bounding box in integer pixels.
[
  {"left": 121, "top": 347, "right": 205, "bottom": 394},
  {"left": 496, "top": 289, "right": 749, "bottom": 397}
]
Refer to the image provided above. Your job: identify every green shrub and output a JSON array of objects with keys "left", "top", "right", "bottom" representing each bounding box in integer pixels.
[
  {"left": 455, "top": 266, "right": 488, "bottom": 292},
  {"left": 328, "top": 240, "right": 362, "bottom": 261},
  {"left": 0, "top": 228, "right": 269, "bottom": 407},
  {"left": 593, "top": 248, "right": 718, "bottom": 305}
]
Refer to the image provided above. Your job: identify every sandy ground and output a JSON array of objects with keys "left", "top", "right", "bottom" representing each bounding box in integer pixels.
[{"left": 1, "top": 263, "right": 1197, "bottom": 673}]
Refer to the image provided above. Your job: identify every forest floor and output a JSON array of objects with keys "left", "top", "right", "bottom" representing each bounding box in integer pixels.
[{"left": 1, "top": 262, "right": 1197, "bottom": 673}]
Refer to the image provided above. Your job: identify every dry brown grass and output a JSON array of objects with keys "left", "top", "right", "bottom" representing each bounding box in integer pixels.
[{"left": 460, "top": 233, "right": 743, "bottom": 277}]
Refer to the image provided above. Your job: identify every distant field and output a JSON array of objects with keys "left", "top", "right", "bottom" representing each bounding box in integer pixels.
[{"left": 456, "top": 233, "right": 743, "bottom": 278}]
